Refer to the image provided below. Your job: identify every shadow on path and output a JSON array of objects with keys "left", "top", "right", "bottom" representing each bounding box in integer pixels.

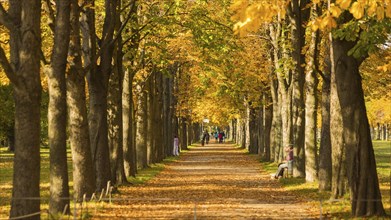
[{"left": 94, "top": 143, "right": 318, "bottom": 219}]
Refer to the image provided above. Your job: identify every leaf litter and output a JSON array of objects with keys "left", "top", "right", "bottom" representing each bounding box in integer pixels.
[{"left": 94, "top": 143, "right": 319, "bottom": 219}]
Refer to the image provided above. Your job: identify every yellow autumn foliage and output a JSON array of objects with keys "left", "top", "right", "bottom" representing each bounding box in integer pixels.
[
  {"left": 350, "top": 1, "right": 365, "bottom": 19},
  {"left": 376, "top": 6, "right": 385, "bottom": 20},
  {"left": 336, "top": 0, "right": 352, "bottom": 10},
  {"left": 231, "top": 0, "right": 286, "bottom": 35},
  {"left": 366, "top": 97, "right": 391, "bottom": 124},
  {"left": 330, "top": 4, "right": 343, "bottom": 17}
]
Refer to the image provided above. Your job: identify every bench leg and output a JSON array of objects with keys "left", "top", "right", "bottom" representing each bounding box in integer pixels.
[{"left": 283, "top": 168, "right": 288, "bottom": 178}]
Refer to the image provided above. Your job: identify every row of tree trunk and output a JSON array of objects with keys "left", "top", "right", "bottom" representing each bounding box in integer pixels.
[
  {"left": 0, "top": 1, "right": 202, "bottom": 218},
  {"left": 371, "top": 124, "right": 390, "bottom": 141},
  {"left": 231, "top": 1, "right": 386, "bottom": 217}
]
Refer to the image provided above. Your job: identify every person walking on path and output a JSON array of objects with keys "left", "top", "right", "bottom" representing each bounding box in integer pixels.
[
  {"left": 218, "top": 132, "right": 223, "bottom": 143},
  {"left": 173, "top": 135, "right": 179, "bottom": 156},
  {"left": 205, "top": 132, "right": 210, "bottom": 145},
  {"left": 201, "top": 131, "right": 209, "bottom": 146}
]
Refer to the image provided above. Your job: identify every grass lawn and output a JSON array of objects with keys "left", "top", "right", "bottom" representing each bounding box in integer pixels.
[
  {"left": 0, "top": 146, "right": 179, "bottom": 219},
  {"left": 0, "top": 147, "right": 74, "bottom": 218},
  {"left": 261, "top": 141, "right": 391, "bottom": 219}
]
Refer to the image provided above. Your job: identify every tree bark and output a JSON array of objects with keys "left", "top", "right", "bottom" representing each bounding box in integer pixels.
[
  {"left": 319, "top": 76, "right": 332, "bottom": 191},
  {"left": 319, "top": 38, "right": 332, "bottom": 191},
  {"left": 241, "top": 119, "right": 246, "bottom": 149},
  {"left": 332, "top": 37, "right": 385, "bottom": 216},
  {"left": 245, "top": 106, "right": 251, "bottom": 150},
  {"left": 270, "top": 20, "right": 291, "bottom": 162},
  {"left": 270, "top": 74, "right": 281, "bottom": 162},
  {"left": 122, "top": 0, "right": 139, "bottom": 177},
  {"left": 107, "top": 33, "right": 127, "bottom": 186},
  {"left": 162, "top": 75, "right": 170, "bottom": 157},
  {"left": 187, "top": 119, "right": 193, "bottom": 146},
  {"left": 258, "top": 100, "right": 265, "bottom": 158},
  {"left": 288, "top": 0, "right": 310, "bottom": 178},
  {"left": 83, "top": 0, "right": 119, "bottom": 191},
  {"left": 66, "top": 0, "right": 95, "bottom": 201},
  {"left": 180, "top": 117, "right": 188, "bottom": 150},
  {"left": 304, "top": 16, "right": 319, "bottom": 182},
  {"left": 264, "top": 94, "right": 273, "bottom": 161},
  {"left": 7, "top": 1, "right": 42, "bottom": 218},
  {"left": 146, "top": 76, "right": 153, "bottom": 165},
  {"left": 155, "top": 72, "right": 164, "bottom": 162},
  {"left": 136, "top": 84, "right": 148, "bottom": 169},
  {"left": 249, "top": 105, "right": 258, "bottom": 154},
  {"left": 329, "top": 32, "right": 348, "bottom": 199},
  {"left": 122, "top": 68, "right": 137, "bottom": 177},
  {"left": 47, "top": 0, "right": 71, "bottom": 215}
]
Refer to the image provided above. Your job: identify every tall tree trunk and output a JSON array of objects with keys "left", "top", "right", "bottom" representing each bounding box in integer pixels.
[
  {"left": 245, "top": 106, "right": 251, "bottom": 150},
  {"left": 319, "top": 75, "right": 332, "bottom": 190},
  {"left": 122, "top": 69, "right": 136, "bottom": 177},
  {"left": 136, "top": 85, "right": 148, "bottom": 169},
  {"left": 107, "top": 36, "right": 127, "bottom": 186},
  {"left": 231, "top": 119, "right": 236, "bottom": 143},
  {"left": 319, "top": 39, "right": 332, "bottom": 191},
  {"left": 47, "top": 0, "right": 71, "bottom": 215},
  {"left": 131, "top": 91, "right": 138, "bottom": 174},
  {"left": 146, "top": 76, "right": 153, "bottom": 165},
  {"left": 5, "top": 1, "right": 42, "bottom": 218},
  {"left": 289, "top": 0, "right": 310, "bottom": 178},
  {"left": 172, "top": 71, "right": 179, "bottom": 152},
  {"left": 66, "top": 0, "right": 95, "bottom": 201},
  {"left": 264, "top": 93, "right": 273, "bottom": 161},
  {"left": 304, "top": 23, "right": 319, "bottom": 182},
  {"left": 122, "top": 0, "right": 139, "bottom": 177},
  {"left": 378, "top": 125, "right": 382, "bottom": 140},
  {"left": 162, "top": 75, "right": 170, "bottom": 157},
  {"left": 155, "top": 72, "right": 164, "bottom": 162},
  {"left": 258, "top": 99, "right": 265, "bottom": 158},
  {"left": 330, "top": 32, "right": 348, "bottom": 199},
  {"left": 270, "top": 75, "right": 281, "bottom": 162},
  {"left": 83, "top": 0, "right": 118, "bottom": 191},
  {"left": 88, "top": 70, "right": 112, "bottom": 191},
  {"left": 332, "top": 37, "right": 385, "bottom": 216},
  {"left": 241, "top": 118, "right": 246, "bottom": 149},
  {"left": 180, "top": 117, "right": 188, "bottom": 150},
  {"left": 187, "top": 119, "right": 193, "bottom": 146},
  {"left": 235, "top": 119, "right": 241, "bottom": 145},
  {"left": 166, "top": 74, "right": 175, "bottom": 156},
  {"left": 249, "top": 105, "right": 258, "bottom": 154},
  {"left": 270, "top": 20, "right": 291, "bottom": 162}
]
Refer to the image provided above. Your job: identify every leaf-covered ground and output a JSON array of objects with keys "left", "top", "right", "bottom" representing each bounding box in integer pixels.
[{"left": 95, "top": 143, "right": 319, "bottom": 219}]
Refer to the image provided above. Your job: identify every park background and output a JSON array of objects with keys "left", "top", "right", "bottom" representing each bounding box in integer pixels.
[{"left": 0, "top": 0, "right": 390, "bottom": 219}]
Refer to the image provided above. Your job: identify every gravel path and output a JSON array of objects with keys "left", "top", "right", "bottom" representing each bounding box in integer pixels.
[{"left": 95, "top": 143, "right": 318, "bottom": 219}]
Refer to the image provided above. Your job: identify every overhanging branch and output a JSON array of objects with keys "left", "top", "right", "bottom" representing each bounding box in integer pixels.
[
  {"left": 0, "top": 45, "right": 18, "bottom": 86},
  {"left": 0, "top": 4, "right": 15, "bottom": 31}
]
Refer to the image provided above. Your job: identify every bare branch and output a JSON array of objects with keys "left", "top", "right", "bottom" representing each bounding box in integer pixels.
[
  {"left": 112, "top": 0, "right": 136, "bottom": 45},
  {"left": 0, "top": 45, "right": 18, "bottom": 86},
  {"left": 0, "top": 3, "right": 16, "bottom": 31}
]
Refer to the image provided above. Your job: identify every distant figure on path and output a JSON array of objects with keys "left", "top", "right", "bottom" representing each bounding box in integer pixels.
[
  {"left": 173, "top": 135, "right": 179, "bottom": 156},
  {"left": 272, "top": 145, "right": 294, "bottom": 179},
  {"left": 218, "top": 132, "right": 223, "bottom": 143},
  {"left": 221, "top": 131, "right": 225, "bottom": 142},
  {"left": 201, "top": 131, "right": 209, "bottom": 146},
  {"left": 205, "top": 132, "right": 210, "bottom": 144},
  {"left": 214, "top": 132, "right": 218, "bottom": 142}
]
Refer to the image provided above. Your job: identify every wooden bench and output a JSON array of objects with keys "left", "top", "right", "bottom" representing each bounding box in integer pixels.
[{"left": 283, "top": 161, "right": 293, "bottom": 178}]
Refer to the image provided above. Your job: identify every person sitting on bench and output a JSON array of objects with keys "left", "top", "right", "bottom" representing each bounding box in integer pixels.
[{"left": 272, "top": 145, "right": 294, "bottom": 179}]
